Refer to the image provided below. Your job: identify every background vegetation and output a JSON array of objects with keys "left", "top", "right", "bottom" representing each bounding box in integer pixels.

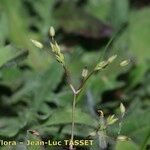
[{"left": 0, "top": 0, "right": 150, "bottom": 149}]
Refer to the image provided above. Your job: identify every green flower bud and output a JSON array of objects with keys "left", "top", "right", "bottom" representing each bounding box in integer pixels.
[
  {"left": 50, "top": 42, "right": 61, "bottom": 54},
  {"left": 108, "top": 55, "right": 117, "bottom": 63},
  {"left": 82, "top": 67, "right": 88, "bottom": 78},
  {"left": 30, "top": 39, "right": 43, "bottom": 49},
  {"left": 50, "top": 41, "right": 65, "bottom": 65},
  {"left": 49, "top": 26, "right": 55, "bottom": 37},
  {"left": 117, "top": 135, "right": 130, "bottom": 141},
  {"left": 120, "top": 60, "right": 129, "bottom": 67},
  {"left": 94, "top": 61, "right": 108, "bottom": 71},
  {"left": 120, "top": 103, "right": 125, "bottom": 116},
  {"left": 107, "top": 115, "right": 118, "bottom": 125}
]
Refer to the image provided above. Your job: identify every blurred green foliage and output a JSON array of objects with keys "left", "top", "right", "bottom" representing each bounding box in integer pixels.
[{"left": 0, "top": 0, "right": 150, "bottom": 150}]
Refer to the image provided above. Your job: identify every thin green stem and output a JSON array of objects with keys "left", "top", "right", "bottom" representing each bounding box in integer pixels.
[
  {"left": 102, "top": 23, "right": 128, "bottom": 60},
  {"left": 69, "top": 93, "right": 77, "bottom": 150}
]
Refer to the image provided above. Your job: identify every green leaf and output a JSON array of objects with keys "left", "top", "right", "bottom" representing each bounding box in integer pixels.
[
  {"left": 121, "top": 100, "right": 150, "bottom": 146},
  {"left": 1, "top": 0, "right": 29, "bottom": 47},
  {"left": 115, "top": 140, "right": 138, "bottom": 150},
  {"left": 10, "top": 62, "right": 63, "bottom": 110},
  {"left": 127, "top": 64, "right": 147, "bottom": 90},
  {"left": 45, "top": 90, "right": 72, "bottom": 107},
  {"left": 44, "top": 107, "right": 97, "bottom": 127},
  {"left": 0, "top": 117, "right": 26, "bottom": 137},
  {"left": 85, "top": 0, "right": 111, "bottom": 21},
  {"left": 129, "top": 8, "right": 150, "bottom": 64},
  {"left": 110, "top": 0, "right": 129, "bottom": 28},
  {"left": 115, "top": 7, "right": 150, "bottom": 65},
  {"left": 0, "top": 46, "right": 22, "bottom": 68},
  {"left": 0, "top": 12, "right": 8, "bottom": 45},
  {"left": 28, "top": 0, "right": 56, "bottom": 34},
  {"left": 61, "top": 125, "right": 93, "bottom": 137},
  {"left": 33, "top": 63, "right": 64, "bottom": 110}
]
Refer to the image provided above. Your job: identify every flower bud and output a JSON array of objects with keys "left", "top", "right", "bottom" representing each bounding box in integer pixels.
[
  {"left": 120, "top": 103, "right": 125, "bottom": 116},
  {"left": 82, "top": 67, "right": 88, "bottom": 78},
  {"left": 50, "top": 41, "right": 65, "bottom": 65},
  {"left": 108, "top": 55, "right": 117, "bottom": 63},
  {"left": 30, "top": 39, "right": 43, "bottom": 49},
  {"left": 117, "top": 135, "right": 130, "bottom": 141},
  {"left": 49, "top": 26, "right": 55, "bottom": 37},
  {"left": 97, "top": 110, "right": 104, "bottom": 117},
  {"left": 120, "top": 60, "right": 129, "bottom": 67},
  {"left": 94, "top": 61, "right": 108, "bottom": 71},
  {"left": 107, "top": 115, "right": 118, "bottom": 125}
]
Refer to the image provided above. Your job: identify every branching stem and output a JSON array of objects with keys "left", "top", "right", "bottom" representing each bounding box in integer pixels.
[{"left": 49, "top": 26, "right": 123, "bottom": 150}]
